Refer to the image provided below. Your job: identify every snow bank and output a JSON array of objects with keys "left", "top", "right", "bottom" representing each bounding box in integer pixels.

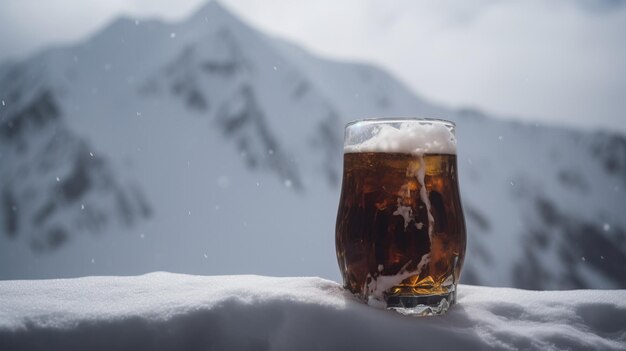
[{"left": 0, "top": 272, "right": 625, "bottom": 351}]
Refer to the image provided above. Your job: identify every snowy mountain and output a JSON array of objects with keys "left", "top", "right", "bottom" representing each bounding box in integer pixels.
[{"left": 1, "top": 1, "right": 625, "bottom": 289}]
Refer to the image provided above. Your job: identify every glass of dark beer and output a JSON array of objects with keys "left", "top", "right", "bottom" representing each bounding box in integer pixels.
[{"left": 336, "top": 118, "right": 466, "bottom": 316}]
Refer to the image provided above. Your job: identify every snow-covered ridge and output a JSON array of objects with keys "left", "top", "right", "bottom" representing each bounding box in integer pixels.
[{"left": 0, "top": 272, "right": 624, "bottom": 351}]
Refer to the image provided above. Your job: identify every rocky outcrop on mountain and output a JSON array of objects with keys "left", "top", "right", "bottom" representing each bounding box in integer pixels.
[{"left": 0, "top": 89, "right": 150, "bottom": 251}]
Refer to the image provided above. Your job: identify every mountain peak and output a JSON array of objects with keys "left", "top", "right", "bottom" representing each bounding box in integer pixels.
[{"left": 186, "top": 0, "right": 238, "bottom": 24}]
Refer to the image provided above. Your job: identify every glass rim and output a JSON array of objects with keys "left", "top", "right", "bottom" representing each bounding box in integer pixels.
[{"left": 345, "top": 117, "right": 455, "bottom": 128}]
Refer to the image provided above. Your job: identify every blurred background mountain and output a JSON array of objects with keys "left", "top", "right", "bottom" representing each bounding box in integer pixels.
[{"left": 0, "top": 1, "right": 625, "bottom": 289}]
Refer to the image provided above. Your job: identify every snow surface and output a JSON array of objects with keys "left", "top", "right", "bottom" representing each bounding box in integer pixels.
[{"left": 1, "top": 272, "right": 625, "bottom": 351}]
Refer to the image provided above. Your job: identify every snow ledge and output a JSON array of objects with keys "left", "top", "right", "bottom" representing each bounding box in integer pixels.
[{"left": 1, "top": 272, "right": 625, "bottom": 351}]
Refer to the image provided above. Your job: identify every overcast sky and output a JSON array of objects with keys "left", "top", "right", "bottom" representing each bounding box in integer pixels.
[{"left": 1, "top": 0, "right": 625, "bottom": 133}]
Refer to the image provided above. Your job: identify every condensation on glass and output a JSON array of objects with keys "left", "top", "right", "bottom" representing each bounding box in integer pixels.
[{"left": 336, "top": 118, "right": 466, "bottom": 316}]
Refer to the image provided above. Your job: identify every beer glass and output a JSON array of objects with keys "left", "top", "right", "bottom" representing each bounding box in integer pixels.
[{"left": 336, "top": 118, "right": 466, "bottom": 316}]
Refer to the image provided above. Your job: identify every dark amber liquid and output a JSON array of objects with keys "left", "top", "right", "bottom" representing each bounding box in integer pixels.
[{"left": 336, "top": 152, "right": 466, "bottom": 301}]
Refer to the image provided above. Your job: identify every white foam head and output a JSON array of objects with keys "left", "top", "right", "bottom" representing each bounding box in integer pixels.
[{"left": 344, "top": 120, "right": 457, "bottom": 155}]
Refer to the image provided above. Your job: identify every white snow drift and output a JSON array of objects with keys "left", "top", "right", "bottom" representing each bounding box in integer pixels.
[{"left": 0, "top": 272, "right": 625, "bottom": 351}]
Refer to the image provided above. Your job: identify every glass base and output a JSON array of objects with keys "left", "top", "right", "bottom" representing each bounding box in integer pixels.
[{"left": 385, "top": 290, "right": 456, "bottom": 316}]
